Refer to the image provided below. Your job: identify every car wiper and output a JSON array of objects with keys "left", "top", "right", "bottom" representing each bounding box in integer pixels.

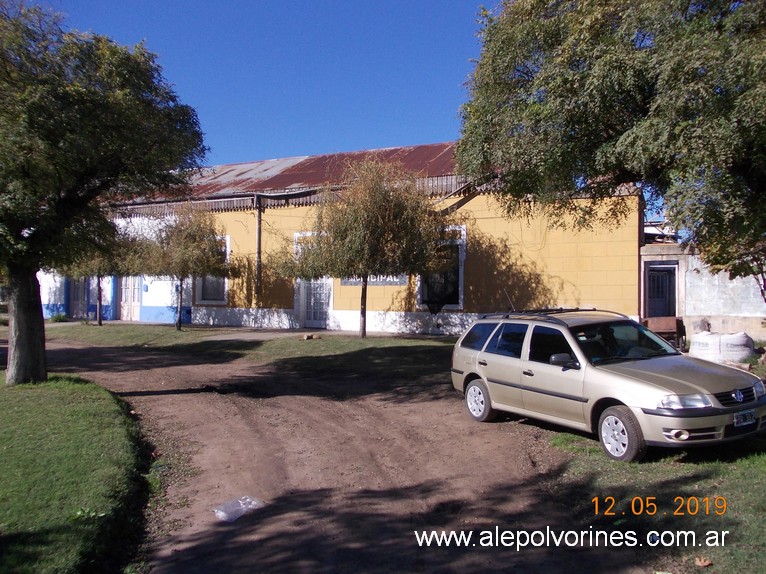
[{"left": 628, "top": 351, "right": 681, "bottom": 360}]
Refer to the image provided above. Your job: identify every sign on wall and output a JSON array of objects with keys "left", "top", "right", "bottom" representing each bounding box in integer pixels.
[{"left": 340, "top": 275, "right": 408, "bottom": 286}]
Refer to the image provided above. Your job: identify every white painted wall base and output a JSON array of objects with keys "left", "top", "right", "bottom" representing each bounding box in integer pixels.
[
  {"left": 326, "top": 309, "right": 476, "bottom": 336},
  {"left": 192, "top": 306, "right": 299, "bottom": 329}
]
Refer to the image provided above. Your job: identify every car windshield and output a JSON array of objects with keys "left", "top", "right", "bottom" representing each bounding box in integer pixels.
[{"left": 571, "top": 320, "right": 679, "bottom": 365}]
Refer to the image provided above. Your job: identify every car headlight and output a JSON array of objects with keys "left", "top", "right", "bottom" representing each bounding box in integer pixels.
[
  {"left": 755, "top": 380, "right": 766, "bottom": 398},
  {"left": 658, "top": 393, "right": 713, "bottom": 409}
]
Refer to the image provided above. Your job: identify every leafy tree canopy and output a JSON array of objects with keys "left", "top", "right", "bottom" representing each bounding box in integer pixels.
[
  {"left": 457, "top": 0, "right": 766, "bottom": 267},
  {"left": 0, "top": 1, "right": 206, "bottom": 273}
]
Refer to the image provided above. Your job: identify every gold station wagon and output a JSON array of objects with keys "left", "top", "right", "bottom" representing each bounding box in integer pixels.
[{"left": 450, "top": 309, "right": 766, "bottom": 461}]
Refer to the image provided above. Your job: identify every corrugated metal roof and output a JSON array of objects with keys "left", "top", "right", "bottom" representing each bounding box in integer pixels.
[
  {"left": 119, "top": 142, "right": 470, "bottom": 214},
  {"left": 189, "top": 142, "right": 458, "bottom": 200}
]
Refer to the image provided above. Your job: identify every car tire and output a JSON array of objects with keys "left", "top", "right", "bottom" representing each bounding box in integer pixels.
[
  {"left": 598, "top": 406, "right": 647, "bottom": 462},
  {"left": 465, "top": 380, "right": 496, "bottom": 422}
]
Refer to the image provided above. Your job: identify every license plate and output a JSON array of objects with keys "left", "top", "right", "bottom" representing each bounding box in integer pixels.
[{"left": 734, "top": 409, "right": 756, "bottom": 427}]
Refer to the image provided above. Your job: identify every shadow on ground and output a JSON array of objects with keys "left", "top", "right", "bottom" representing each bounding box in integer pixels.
[
  {"left": 42, "top": 341, "right": 457, "bottom": 404},
  {"left": 150, "top": 462, "right": 734, "bottom": 574},
  {"left": 43, "top": 340, "right": 264, "bottom": 373}
]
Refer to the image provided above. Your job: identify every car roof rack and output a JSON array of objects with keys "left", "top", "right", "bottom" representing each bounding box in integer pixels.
[{"left": 478, "top": 308, "right": 629, "bottom": 325}]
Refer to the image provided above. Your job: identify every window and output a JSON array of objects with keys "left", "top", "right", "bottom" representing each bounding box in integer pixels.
[
  {"left": 419, "top": 225, "right": 465, "bottom": 311},
  {"left": 529, "top": 326, "right": 575, "bottom": 364},
  {"left": 460, "top": 323, "right": 498, "bottom": 351},
  {"left": 200, "top": 276, "right": 226, "bottom": 302},
  {"left": 486, "top": 322, "right": 528, "bottom": 358},
  {"left": 194, "top": 236, "right": 229, "bottom": 304}
]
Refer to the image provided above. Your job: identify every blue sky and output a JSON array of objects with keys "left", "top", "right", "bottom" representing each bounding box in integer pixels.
[{"left": 40, "top": 1, "right": 485, "bottom": 166}]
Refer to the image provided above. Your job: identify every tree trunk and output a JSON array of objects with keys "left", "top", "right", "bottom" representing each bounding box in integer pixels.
[
  {"left": 6, "top": 264, "right": 47, "bottom": 385},
  {"left": 175, "top": 277, "right": 184, "bottom": 331},
  {"left": 359, "top": 274, "right": 368, "bottom": 338},
  {"left": 96, "top": 275, "right": 103, "bottom": 326}
]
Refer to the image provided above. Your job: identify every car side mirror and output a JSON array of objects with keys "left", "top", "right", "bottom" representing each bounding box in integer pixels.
[{"left": 549, "top": 353, "right": 580, "bottom": 370}]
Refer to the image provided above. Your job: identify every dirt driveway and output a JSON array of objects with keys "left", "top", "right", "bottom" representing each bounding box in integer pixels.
[{"left": 46, "top": 335, "right": 649, "bottom": 574}]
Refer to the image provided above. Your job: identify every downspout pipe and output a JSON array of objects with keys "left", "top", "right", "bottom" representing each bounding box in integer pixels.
[
  {"left": 252, "top": 188, "right": 323, "bottom": 298},
  {"left": 255, "top": 194, "right": 262, "bottom": 298}
]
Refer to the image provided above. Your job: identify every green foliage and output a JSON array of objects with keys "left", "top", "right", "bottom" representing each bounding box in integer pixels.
[
  {"left": 0, "top": 1, "right": 206, "bottom": 381},
  {"left": 0, "top": 375, "right": 146, "bottom": 573},
  {"left": 458, "top": 1, "right": 766, "bottom": 262},
  {"left": 136, "top": 205, "right": 231, "bottom": 329},
  {"left": 54, "top": 224, "right": 143, "bottom": 280},
  {"left": 295, "top": 160, "right": 453, "bottom": 279},
  {"left": 140, "top": 206, "right": 229, "bottom": 283},
  {"left": 283, "top": 159, "right": 457, "bottom": 336},
  {"left": 0, "top": 1, "right": 206, "bottom": 273}
]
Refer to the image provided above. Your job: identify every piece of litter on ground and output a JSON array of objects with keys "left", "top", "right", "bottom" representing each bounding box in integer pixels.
[{"left": 213, "top": 496, "right": 265, "bottom": 522}]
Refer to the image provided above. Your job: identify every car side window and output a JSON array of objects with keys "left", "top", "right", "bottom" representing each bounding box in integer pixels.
[
  {"left": 460, "top": 323, "right": 499, "bottom": 351},
  {"left": 485, "top": 322, "right": 528, "bottom": 358},
  {"left": 529, "top": 326, "right": 574, "bottom": 364}
]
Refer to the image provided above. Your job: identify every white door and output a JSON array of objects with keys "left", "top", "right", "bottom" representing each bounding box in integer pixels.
[
  {"left": 301, "top": 278, "right": 330, "bottom": 328},
  {"left": 119, "top": 276, "right": 141, "bottom": 321}
]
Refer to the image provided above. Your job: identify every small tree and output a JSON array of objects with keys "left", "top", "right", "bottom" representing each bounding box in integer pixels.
[
  {"left": 142, "top": 206, "right": 230, "bottom": 330},
  {"left": 288, "top": 159, "right": 454, "bottom": 338}
]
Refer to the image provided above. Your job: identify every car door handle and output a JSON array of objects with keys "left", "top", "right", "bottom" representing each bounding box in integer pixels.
[
  {"left": 478, "top": 360, "right": 487, "bottom": 366},
  {"left": 523, "top": 370, "right": 534, "bottom": 377}
]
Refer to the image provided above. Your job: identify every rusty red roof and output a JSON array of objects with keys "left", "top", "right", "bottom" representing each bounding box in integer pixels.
[{"left": 189, "top": 142, "right": 458, "bottom": 199}]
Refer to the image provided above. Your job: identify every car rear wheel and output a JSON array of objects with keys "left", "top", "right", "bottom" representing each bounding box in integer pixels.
[
  {"left": 598, "top": 406, "right": 646, "bottom": 462},
  {"left": 465, "top": 380, "right": 496, "bottom": 422}
]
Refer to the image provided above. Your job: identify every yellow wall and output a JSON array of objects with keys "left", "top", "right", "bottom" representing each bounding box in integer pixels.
[
  {"left": 459, "top": 194, "right": 640, "bottom": 316},
  {"left": 211, "top": 194, "right": 641, "bottom": 317},
  {"left": 212, "top": 206, "right": 315, "bottom": 309}
]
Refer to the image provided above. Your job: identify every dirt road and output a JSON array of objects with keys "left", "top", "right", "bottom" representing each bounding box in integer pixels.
[{"left": 46, "top": 338, "right": 649, "bottom": 573}]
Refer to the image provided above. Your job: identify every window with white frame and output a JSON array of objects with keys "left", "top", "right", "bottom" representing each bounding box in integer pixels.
[
  {"left": 194, "top": 236, "right": 229, "bottom": 304},
  {"left": 418, "top": 225, "right": 465, "bottom": 311}
]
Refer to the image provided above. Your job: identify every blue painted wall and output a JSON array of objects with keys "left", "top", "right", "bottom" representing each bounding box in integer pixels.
[{"left": 139, "top": 305, "right": 192, "bottom": 324}]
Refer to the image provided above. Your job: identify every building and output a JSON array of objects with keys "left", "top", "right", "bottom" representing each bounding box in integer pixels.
[{"left": 42, "top": 142, "right": 644, "bottom": 334}]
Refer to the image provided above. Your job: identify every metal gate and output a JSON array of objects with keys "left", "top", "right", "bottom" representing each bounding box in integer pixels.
[{"left": 646, "top": 268, "right": 676, "bottom": 317}]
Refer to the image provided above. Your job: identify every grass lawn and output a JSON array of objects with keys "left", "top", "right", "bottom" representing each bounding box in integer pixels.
[
  {"left": 549, "top": 431, "right": 766, "bottom": 573},
  {"left": 0, "top": 375, "right": 147, "bottom": 574},
  {"left": 44, "top": 322, "right": 243, "bottom": 348}
]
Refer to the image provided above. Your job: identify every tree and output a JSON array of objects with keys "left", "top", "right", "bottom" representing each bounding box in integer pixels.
[
  {"left": 285, "top": 159, "right": 455, "bottom": 338},
  {"left": 0, "top": 2, "right": 206, "bottom": 383},
  {"left": 140, "top": 206, "right": 230, "bottom": 331},
  {"left": 457, "top": 0, "right": 766, "bottom": 286}
]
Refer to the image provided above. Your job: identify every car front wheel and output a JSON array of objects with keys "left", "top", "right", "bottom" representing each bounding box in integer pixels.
[
  {"left": 598, "top": 406, "right": 646, "bottom": 462},
  {"left": 465, "top": 380, "right": 496, "bottom": 422}
]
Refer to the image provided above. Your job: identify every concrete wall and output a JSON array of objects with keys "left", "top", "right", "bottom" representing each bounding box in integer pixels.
[
  {"left": 685, "top": 254, "right": 766, "bottom": 340},
  {"left": 641, "top": 244, "right": 766, "bottom": 341}
]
